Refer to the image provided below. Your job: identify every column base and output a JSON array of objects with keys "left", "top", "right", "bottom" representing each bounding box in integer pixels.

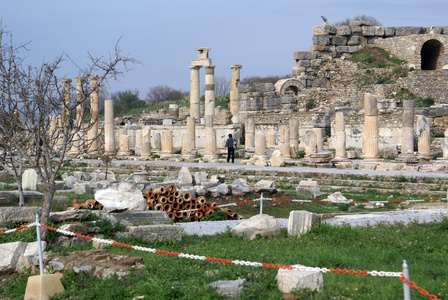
[
  {"left": 203, "top": 154, "right": 219, "bottom": 162},
  {"left": 417, "top": 154, "right": 431, "bottom": 161},
  {"left": 252, "top": 155, "right": 269, "bottom": 161},
  {"left": 396, "top": 155, "right": 418, "bottom": 163},
  {"left": 181, "top": 154, "right": 195, "bottom": 160},
  {"left": 362, "top": 157, "right": 382, "bottom": 162},
  {"left": 66, "top": 150, "right": 79, "bottom": 157},
  {"left": 104, "top": 151, "right": 116, "bottom": 157},
  {"left": 160, "top": 152, "right": 174, "bottom": 159},
  {"left": 117, "top": 150, "right": 131, "bottom": 157},
  {"left": 331, "top": 157, "right": 350, "bottom": 163},
  {"left": 24, "top": 274, "right": 64, "bottom": 300}
]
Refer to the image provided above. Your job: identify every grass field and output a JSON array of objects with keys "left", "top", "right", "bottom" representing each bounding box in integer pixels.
[{"left": 1, "top": 214, "right": 447, "bottom": 299}]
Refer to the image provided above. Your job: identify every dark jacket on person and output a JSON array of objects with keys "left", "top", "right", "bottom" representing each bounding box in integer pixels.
[{"left": 225, "top": 137, "right": 235, "bottom": 149}]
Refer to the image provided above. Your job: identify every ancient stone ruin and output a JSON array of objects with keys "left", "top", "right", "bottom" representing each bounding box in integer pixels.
[{"left": 44, "top": 20, "right": 448, "bottom": 173}]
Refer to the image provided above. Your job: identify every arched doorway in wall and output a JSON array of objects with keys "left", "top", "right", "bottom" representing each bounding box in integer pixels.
[
  {"left": 421, "top": 39, "right": 442, "bottom": 70},
  {"left": 274, "top": 78, "right": 304, "bottom": 96}
]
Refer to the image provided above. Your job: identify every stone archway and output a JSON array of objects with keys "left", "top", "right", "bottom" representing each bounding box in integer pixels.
[
  {"left": 274, "top": 78, "right": 304, "bottom": 96},
  {"left": 421, "top": 39, "right": 443, "bottom": 70}
]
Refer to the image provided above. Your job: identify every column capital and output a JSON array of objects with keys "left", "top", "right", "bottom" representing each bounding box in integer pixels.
[
  {"left": 204, "top": 65, "right": 216, "bottom": 70},
  {"left": 62, "top": 78, "right": 72, "bottom": 84},
  {"left": 230, "top": 64, "right": 243, "bottom": 70},
  {"left": 189, "top": 65, "right": 202, "bottom": 70},
  {"left": 194, "top": 47, "right": 211, "bottom": 59},
  {"left": 74, "top": 77, "right": 83, "bottom": 85},
  {"left": 89, "top": 75, "right": 100, "bottom": 82}
]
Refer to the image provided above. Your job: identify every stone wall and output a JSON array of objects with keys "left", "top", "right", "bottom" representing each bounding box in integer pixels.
[
  {"left": 398, "top": 70, "right": 448, "bottom": 104},
  {"left": 295, "top": 22, "right": 448, "bottom": 75},
  {"left": 238, "top": 83, "right": 297, "bottom": 123},
  {"left": 374, "top": 33, "right": 448, "bottom": 70}
]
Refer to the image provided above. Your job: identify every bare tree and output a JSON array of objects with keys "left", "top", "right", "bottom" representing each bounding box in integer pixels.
[
  {"left": 333, "top": 15, "right": 382, "bottom": 26},
  {"left": 145, "top": 85, "right": 185, "bottom": 104},
  {"left": 0, "top": 24, "right": 138, "bottom": 238},
  {"left": 199, "top": 76, "right": 230, "bottom": 97},
  {"left": 214, "top": 76, "right": 230, "bottom": 97}
]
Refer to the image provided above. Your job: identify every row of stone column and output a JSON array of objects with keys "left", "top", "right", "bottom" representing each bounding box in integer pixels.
[
  {"left": 105, "top": 92, "right": 433, "bottom": 162},
  {"left": 112, "top": 127, "right": 219, "bottom": 161},
  {"left": 104, "top": 106, "right": 219, "bottom": 161},
  {"left": 245, "top": 116, "right": 300, "bottom": 159},
  {"left": 244, "top": 93, "right": 432, "bottom": 163},
  {"left": 363, "top": 93, "right": 431, "bottom": 161},
  {"left": 189, "top": 47, "right": 243, "bottom": 125},
  {"left": 52, "top": 76, "right": 100, "bottom": 156}
]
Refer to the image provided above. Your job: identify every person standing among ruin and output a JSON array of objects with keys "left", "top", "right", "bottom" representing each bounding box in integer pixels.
[{"left": 225, "top": 133, "right": 235, "bottom": 163}]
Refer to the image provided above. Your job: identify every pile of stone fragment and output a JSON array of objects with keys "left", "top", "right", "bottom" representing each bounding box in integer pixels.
[{"left": 143, "top": 184, "right": 241, "bottom": 222}]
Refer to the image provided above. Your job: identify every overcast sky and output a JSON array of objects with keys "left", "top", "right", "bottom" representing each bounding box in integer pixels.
[{"left": 2, "top": 0, "right": 448, "bottom": 98}]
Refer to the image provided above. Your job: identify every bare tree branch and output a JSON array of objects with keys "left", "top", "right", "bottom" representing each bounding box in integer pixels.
[{"left": 0, "top": 24, "right": 138, "bottom": 238}]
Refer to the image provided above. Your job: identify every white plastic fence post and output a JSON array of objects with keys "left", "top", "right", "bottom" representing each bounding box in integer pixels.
[
  {"left": 35, "top": 214, "right": 44, "bottom": 276},
  {"left": 403, "top": 260, "right": 411, "bottom": 300},
  {"left": 260, "top": 193, "right": 263, "bottom": 215}
]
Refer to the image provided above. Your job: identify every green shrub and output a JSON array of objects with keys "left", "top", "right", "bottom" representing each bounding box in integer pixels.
[{"left": 350, "top": 47, "right": 406, "bottom": 69}]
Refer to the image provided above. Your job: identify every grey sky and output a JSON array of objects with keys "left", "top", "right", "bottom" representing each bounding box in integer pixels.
[{"left": 2, "top": 0, "right": 447, "bottom": 98}]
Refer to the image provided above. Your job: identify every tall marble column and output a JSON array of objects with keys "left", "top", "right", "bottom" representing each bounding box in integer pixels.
[
  {"left": 245, "top": 116, "right": 255, "bottom": 149},
  {"left": 49, "top": 114, "right": 59, "bottom": 151},
  {"left": 417, "top": 115, "right": 430, "bottom": 160},
  {"left": 279, "top": 125, "right": 291, "bottom": 160},
  {"left": 104, "top": 100, "right": 116, "bottom": 156},
  {"left": 304, "top": 130, "right": 317, "bottom": 157},
  {"left": 74, "top": 77, "right": 84, "bottom": 128},
  {"left": 141, "top": 126, "right": 152, "bottom": 159},
  {"left": 334, "top": 112, "right": 347, "bottom": 161},
  {"left": 205, "top": 115, "right": 213, "bottom": 128},
  {"left": 134, "top": 129, "right": 142, "bottom": 155},
  {"left": 161, "top": 130, "right": 173, "bottom": 158},
  {"left": 68, "top": 133, "right": 82, "bottom": 156},
  {"left": 442, "top": 129, "right": 448, "bottom": 159},
  {"left": 181, "top": 132, "right": 194, "bottom": 159},
  {"left": 399, "top": 100, "right": 415, "bottom": 159},
  {"left": 289, "top": 118, "right": 299, "bottom": 157},
  {"left": 88, "top": 75, "right": 100, "bottom": 153},
  {"left": 152, "top": 132, "right": 161, "bottom": 153},
  {"left": 267, "top": 130, "right": 277, "bottom": 148},
  {"left": 186, "top": 116, "right": 196, "bottom": 149},
  {"left": 62, "top": 79, "right": 72, "bottom": 154},
  {"left": 49, "top": 114, "right": 57, "bottom": 138},
  {"left": 203, "top": 127, "right": 218, "bottom": 161},
  {"left": 363, "top": 93, "right": 380, "bottom": 160},
  {"left": 118, "top": 131, "right": 131, "bottom": 156},
  {"left": 204, "top": 65, "right": 215, "bottom": 117},
  {"left": 254, "top": 131, "right": 268, "bottom": 159},
  {"left": 313, "top": 128, "right": 324, "bottom": 152},
  {"left": 189, "top": 66, "right": 201, "bottom": 122},
  {"left": 62, "top": 79, "right": 72, "bottom": 123},
  {"left": 56, "top": 115, "right": 64, "bottom": 150},
  {"left": 230, "top": 65, "right": 242, "bottom": 124}
]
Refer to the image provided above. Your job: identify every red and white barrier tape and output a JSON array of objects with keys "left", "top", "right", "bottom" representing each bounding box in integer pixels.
[
  {"left": 39, "top": 224, "right": 401, "bottom": 277},
  {"left": 0, "top": 222, "right": 38, "bottom": 235},
  {"left": 265, "top": 197, "right": 446, "bottom": 205},
  {"left": 0, "top": 223, "right": 439, "bottom": 299}
]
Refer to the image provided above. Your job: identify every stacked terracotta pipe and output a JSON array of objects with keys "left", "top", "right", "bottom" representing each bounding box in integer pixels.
[
  {"left": 67, "top": 199, "right": 103, "bottom": 210},
  {"left": 143, "top": 184, "right": 241, "bottom": 222}
]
